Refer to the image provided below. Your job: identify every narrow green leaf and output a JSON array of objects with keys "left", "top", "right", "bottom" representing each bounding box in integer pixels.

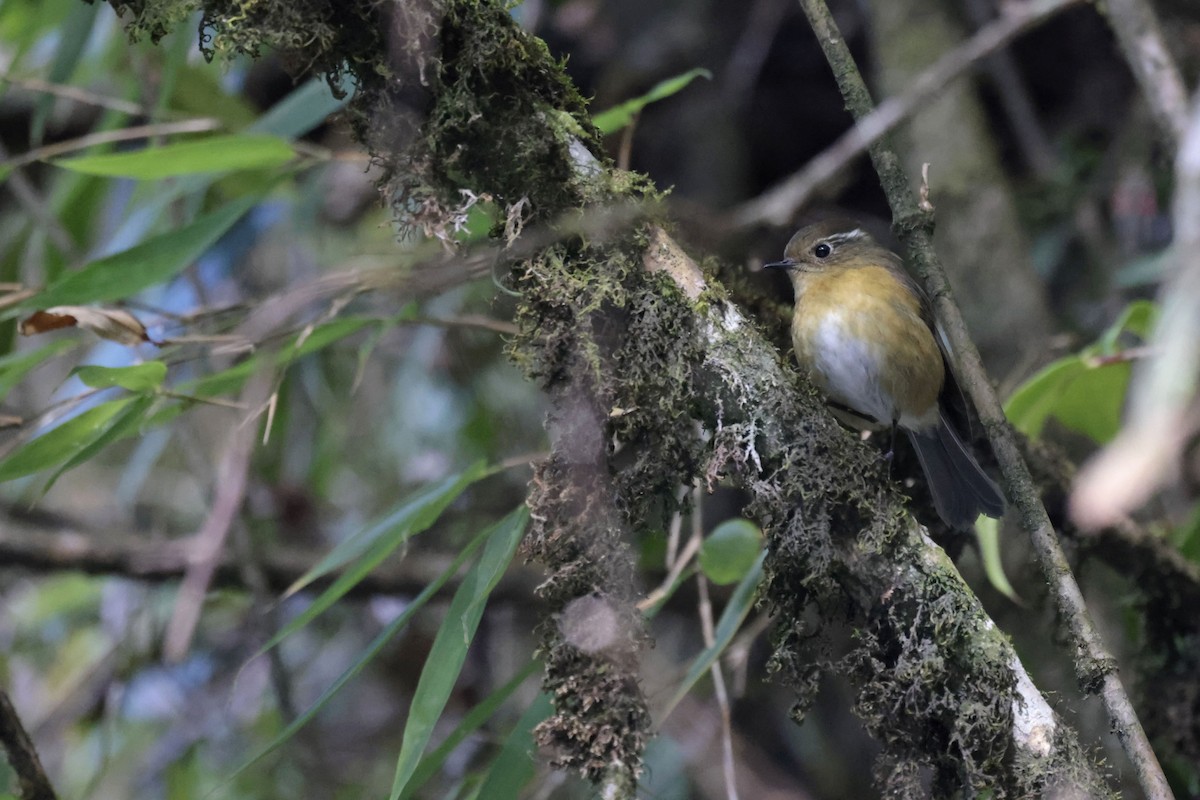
[
  {"left": 660, "top": 551, "right": 764, "bottom": 720},
  {"left": 53, "top": 134, "right": 295, "bottom": 179},
  {"left": 283, "top": 462, "right": 489, "bottom": 597},
  {"left": 36, "top": 193, "right": 261, "bottom": 308},
  {"left": 474, "top": 693, "right": 553, "bottom": 799},
  {"left": 699, "top": 518, "right": 763, "bottom": 585},
  {"left": 0, "top": 398, "right": 132, "bottom": 481},
  {"left": 30, "top": 2, "right": 98, "bottom": 146},
  {"left": 40, "top": 395, "right": 155, "bottom": 496},
  {"left": 402, "top": 662, "right": 540, "bottom": 799},
  {"left": 0, "top": 339, "right": 79, "bottom": 403},
  {"left": 592, "top": 68, "right": 712, "bottom": 134},
  {"left": 229, "top": 521, "right": 496, "bottom": 784},
  {"left": 73, "top": 362, "right": 167, "bottom": 392},
  {"left": 389, "top": 506, "right": 530, "bottom": 800},
  {"left": 248, "top": 77, "right": 353, "bottom": 138},
  {"left": 975, "top": 516, "right": 1021, "bottom": 604},
  {"left": 252, "top": 464, "right": 489, "bottom": 660}
]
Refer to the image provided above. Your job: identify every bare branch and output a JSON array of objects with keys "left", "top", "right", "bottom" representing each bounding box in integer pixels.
[
  {"left": 0, "top": 505, "right": 537, "bottom": 601},
  {"left": 0, "top": 691, "right": 57, "bottom": 800},
  {"left": 0, "top": 119, "right": 224, "bottom": 171},
  {"left": 732, "top": 0, "right": 1084, "bottom": 228},
  {"left": 1098, "top": 0, "right": 1190, "bottom": 147}
]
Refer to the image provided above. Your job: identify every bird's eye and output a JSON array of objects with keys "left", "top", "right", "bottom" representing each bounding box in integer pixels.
[{"left": 813, "top": 243, "right": 832, "bottom": 258}]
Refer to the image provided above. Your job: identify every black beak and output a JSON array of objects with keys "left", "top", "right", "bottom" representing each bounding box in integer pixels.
[{"left": 763, "top": 258, "right": 796, "bottom": 270}]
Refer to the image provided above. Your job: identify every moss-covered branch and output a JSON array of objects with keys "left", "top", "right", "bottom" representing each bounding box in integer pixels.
[
  {"left": 99, "top": 0, "right": 1123, "bottom": 793},
  {"left": 795, "top": 0, "right": 1173, "bottom": 796}
]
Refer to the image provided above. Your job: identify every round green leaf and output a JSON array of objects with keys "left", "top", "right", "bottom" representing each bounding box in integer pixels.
[{"left": 699, "top": 518, "right": 763, "bottom": 585}]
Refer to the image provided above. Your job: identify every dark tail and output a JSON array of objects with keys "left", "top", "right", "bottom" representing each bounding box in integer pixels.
[{"left": 906, "top": 413, "right": 1006, "bottom": 530}]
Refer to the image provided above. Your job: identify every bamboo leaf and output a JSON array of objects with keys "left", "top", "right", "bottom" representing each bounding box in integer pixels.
[
  {"left": 592, "top": 68, "right": 712, "bottom": 134},
  {"left": 73, "top": 362, "right": 166, "bottom": 392},
  {"left": 36, "top": 193, "right": 261, "bottom": 308},
  {"left": 53, "top": 134, "right": 294, "bottom": 179},
  {"left": 389, "top": 506, "right": 529, "bottom": 800},
  {"left": 660, "top": 550, "right": 764, "bottom": 719},
  {"left": 229, "top": 522, "right": 495, "bottom": 783},
  {"left": 474, "top": 693, "right": 553, "bottom": 798},
  {"left": 0, "top": 398, "right": 133, "bottom": 481}
]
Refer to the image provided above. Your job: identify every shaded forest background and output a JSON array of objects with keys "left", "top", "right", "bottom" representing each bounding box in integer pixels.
[{"left": 0, "top": 0, "right": 1198, "bottom": 797}]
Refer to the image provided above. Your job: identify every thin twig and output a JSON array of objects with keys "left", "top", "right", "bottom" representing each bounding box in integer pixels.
[
  {"left": 163, "top": 371, "right": 272, "bottom": 662},
  {"left": 1097, "top": 0, "right": 1190, "bottom": 147},
  {"left": 0, "top": 118, "right": 224, "bottom": 171},
  {"left": 0, "top": 74, "right": 152, "bottom": 117},
  {"left": 692, "top": 488, "right": 739, "bottom": 800},
  {"left": 794, "top": 1, "right": 1173, "bottom": 796},
  {"left": 0, "top": 141, "right": 80, "bottom": 260},
  {"left": 962, "top": 0, "right": 1059, "bottom": 177},
  {"left": 733, "top": 0, "right": 1084, "bottom": 228},
  {"left": 0, "top": 690, "right": 57, "bottom": 800},
  {"left": 637, "top": 502, "right": 703, "bottom": 612},
  {"left": 410, "top": 314, "right": 520, "bottom": 336},
  {"left": 0, "top": 504, "right": 539, "bottom": 600}
]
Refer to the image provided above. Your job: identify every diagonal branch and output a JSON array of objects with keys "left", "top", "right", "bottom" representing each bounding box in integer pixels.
[
  {"left": 793, "top": 1, "right": 1173, "bottom": 797},
  {"left": 732, "top": 0, "right": 1084, "bottom": 228},
  {"left": 0, "top": 691, "right": 57, "bottom": 800},
  {"left": 1097, "top": 0, "right": 1190, "bottom": 147}
]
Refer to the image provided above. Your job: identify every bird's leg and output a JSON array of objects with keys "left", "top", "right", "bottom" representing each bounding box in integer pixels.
[{"left": 883, "top": 421, "right": 898, "bottom": 477}]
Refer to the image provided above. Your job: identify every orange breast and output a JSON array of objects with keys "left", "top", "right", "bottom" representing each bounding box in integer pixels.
[{"left": 790, "top": 265, "right": 943, "bottom": 427}]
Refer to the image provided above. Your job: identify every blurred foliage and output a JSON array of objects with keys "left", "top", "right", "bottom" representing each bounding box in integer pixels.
[{"left": 1006, "top": 299, "right": 1157, "bottom": 444}]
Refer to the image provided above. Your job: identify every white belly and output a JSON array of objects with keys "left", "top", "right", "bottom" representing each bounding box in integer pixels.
[{"left": 811, "top": 313, "right": 896, "bottom": 425}]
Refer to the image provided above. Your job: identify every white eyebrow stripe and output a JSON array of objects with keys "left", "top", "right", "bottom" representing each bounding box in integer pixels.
[{"left": 824, "top": 229, "right": 867, "bottom": 246}]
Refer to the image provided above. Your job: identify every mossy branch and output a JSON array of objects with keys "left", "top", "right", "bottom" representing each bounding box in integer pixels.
[
  {"left": 642, "top": 228, "right": 1108, "bottom": 796},
  {"left": 97, "top": 0, "right": 1140, "bottom": 793},
  {"left": 795, "top": 0, "right": 1173, "bottom": 796}
]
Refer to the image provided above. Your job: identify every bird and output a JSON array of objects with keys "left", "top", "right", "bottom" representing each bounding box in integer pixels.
[{"left": 765, "top": 218, "right": 1006, "bottom": 529}]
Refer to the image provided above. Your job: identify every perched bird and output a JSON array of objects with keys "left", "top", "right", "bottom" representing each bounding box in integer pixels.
[{"left": 766, "top": 219, "right": 1005, "bottom": 529}]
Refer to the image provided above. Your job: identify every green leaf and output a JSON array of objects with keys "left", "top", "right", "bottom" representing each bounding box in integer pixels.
[
  {"left": 0, "top": 398, "right": 132, "bottom": 481},
  {"left": 282, "top": 462, "right": 489, "bottom": 598},
  {"left": 1096, "top": 299, "right": 1158, "bottom": 354},
  {"left": 40, "top": 395, "right": 155, "bottom": 496},
  {"left": 35, "top": 193, "right": 262, "bottom": 308},
  {"left": 660, "top": 550, "right": 764, "bottom": 720},
  {"left": 474, "top": 693, "right": 553, "bottom": 798},
  {"left": 30, "top": 1, "right": 98, "bottom": 146},
  {"left": 1004, "top": 355, "right": 1130, "bottom": 444},
  {"left": 402, "top": 662, "right": 540, "bottom": 799},
  {"left": 249, "top": 77, "right": 353, "bottom": 138},
  {"left": 592, "top": 68, "right": 712, "bottom": 134},
  {"left": 73, "top": 362, "right": 166, "bottom": 392},
  {"left": 53, "top": 134, "right": 295, "bottom": 179},
  {"left": 1171, "top": 503, "right": 1200, "bottom": 563},
  {"left": 699, "top": 518, "right": 763, "bottom": 585},
  {"left": 389, "top": 506, "right": 530, "bottom": 800},
  {"left": 229, "top": 519, "right": 500, "bottom": 785},
  {"left": 0, "top": 339, "right": 79, "bottom": 403},
  {"left": 251, "top": 463, "right": 489, "bottom": 660},
  {"left": 975, "top": 516, "right": 1020, "bottom": 603}
]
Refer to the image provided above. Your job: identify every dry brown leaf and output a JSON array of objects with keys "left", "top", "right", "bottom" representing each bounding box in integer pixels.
[{"left": 20, "top": 306, "right": 158, "bottom": 346}]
